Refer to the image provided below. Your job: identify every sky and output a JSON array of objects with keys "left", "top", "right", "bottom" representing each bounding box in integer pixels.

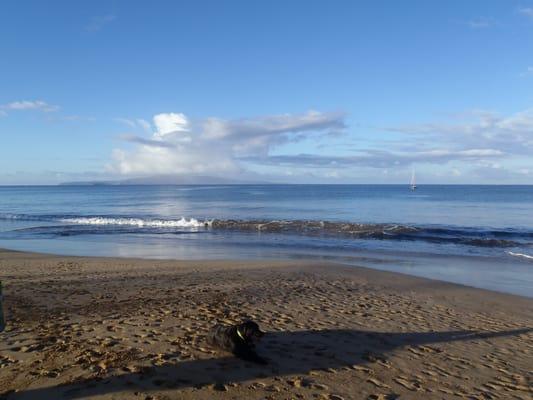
[{"left": 1, "top": 0, "right": 533, "bottom": 184}]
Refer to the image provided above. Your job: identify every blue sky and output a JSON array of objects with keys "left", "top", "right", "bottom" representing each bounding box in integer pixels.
[{"left": 1, "top": 1, "right": 533, "bottom": 184}]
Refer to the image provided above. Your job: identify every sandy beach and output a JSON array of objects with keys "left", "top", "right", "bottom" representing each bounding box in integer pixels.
[{"left": 0, "top": 248, "right": 531, "bottom": 400}]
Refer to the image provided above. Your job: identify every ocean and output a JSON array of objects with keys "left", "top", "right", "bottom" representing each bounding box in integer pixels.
[{"left": 0, "top": 184, "right": 532, "bottom": 297}]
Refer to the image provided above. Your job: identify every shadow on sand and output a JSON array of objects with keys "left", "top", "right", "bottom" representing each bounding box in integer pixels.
[{"left": 4, "top": 327, "right": 531, "bottom": 399}]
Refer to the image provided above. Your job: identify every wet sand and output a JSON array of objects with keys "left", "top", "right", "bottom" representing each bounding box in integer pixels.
[{"left": 0, "top": 248, "right": 531, "bottom": 399}]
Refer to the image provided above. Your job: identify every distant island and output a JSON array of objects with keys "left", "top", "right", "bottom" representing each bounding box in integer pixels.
[{"left": 60, "top": 174, "right": 270, "bottom": 186}]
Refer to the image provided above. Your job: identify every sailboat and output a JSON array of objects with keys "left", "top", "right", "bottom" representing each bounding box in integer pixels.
[{"left": 410, "top": 169, "right": 417, "bottom": 190}]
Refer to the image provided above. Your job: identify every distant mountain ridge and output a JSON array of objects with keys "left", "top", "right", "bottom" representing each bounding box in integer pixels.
[{"left": 59, "top": 174, "right": 270, "bottom": 186}]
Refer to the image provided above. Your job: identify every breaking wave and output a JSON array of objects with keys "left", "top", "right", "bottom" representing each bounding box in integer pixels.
[
  {"left": 507, "top": 251, "right": 533, "bottom": 261},
  {"left": 1, "top": 213, "right": 531, "bottom": 248},
  {"left": 60, "top": 217, "right": 208, "bottom": 228}
]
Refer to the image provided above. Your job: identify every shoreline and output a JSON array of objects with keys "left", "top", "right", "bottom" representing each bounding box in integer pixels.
[
  {"left": 1, "top": 243, "right": 532, "bottom": 299},
  {"left": 0, "top": 248, "right": 532, "bottom": 399}
]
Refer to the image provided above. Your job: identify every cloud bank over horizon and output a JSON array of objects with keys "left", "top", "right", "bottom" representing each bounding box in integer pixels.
[
  {"left": 1, "top": 98, "right": 532, "bottom": 184},
  {"left": 109, "top": 110, "right": 347, "bottom": 178},
  {"left": 105, "top": 107, "right": 533, "bottom": 183}
]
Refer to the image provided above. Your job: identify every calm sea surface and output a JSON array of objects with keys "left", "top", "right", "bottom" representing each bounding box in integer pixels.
[{"left": 0, "top": 185, "right": 532, "bottom": 297}]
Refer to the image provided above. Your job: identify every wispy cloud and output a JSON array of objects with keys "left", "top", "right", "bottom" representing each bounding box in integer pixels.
[
  {"left": 119, "top": 134, "right": 176, "bottom": 149},
  {"left": 520, "top": 66, "right": 533, "bottom": 77},
  {"left": 115, "top": 118, "right": 152, "bottom": 132},
  {"left": 518, "top": 7, "right": 533, "bottom": 19},
  {"left": 0, "top": 100, "right": 60, "bottom": 116},
  {"left": 385, "top": 109, "right": 533, "bottom": 161},
  {"left": 86, "top": 14, "right": 116, "bottom": 32},
  {"left": 114, "top": 117, "right": 136, "bottom": 128},
  {"left": 136, "top": 119, "right": 152, "bottom": 133},
  {"left": 0, "top": 170, "right": 123, "bottom": 186},
  {"left": 57, "top": 115, "right": 96, "bottom": 122},
  {"left": 466, "top": 17, "right": 498, "bottom": 29},
  {"left": 243, "top": 149, "right": 504, "bottom": 169}
]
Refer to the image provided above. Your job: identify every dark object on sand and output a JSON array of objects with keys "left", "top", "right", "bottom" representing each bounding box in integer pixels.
[
  {"left": 207, "top": 320, "right": 267, "bottom": 364},
  {"left": 0, "top": 281, "right": 5, "bottom": 332}
]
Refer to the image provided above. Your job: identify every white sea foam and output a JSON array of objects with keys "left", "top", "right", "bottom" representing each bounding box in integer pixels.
[
  {"left": 60, "top": 216, "right": 210, "bottom": 228},
  {"left": 507, "top": 251, "right": 533, "bottom": 260}
]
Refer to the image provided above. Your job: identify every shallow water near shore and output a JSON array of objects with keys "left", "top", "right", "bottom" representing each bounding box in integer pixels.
[{"left": 1, "top": 184, "right": 532, "bottom": 297}]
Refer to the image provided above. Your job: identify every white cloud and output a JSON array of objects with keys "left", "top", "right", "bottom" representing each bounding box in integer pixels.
[
  {"left": 108, "top": 107, "right": 533, "bottom": 182},
  {"left": 518, "top": 7, "right": 533, "bottom": 19},
  {"left": 458, "top": 149, "right": 503, "bottom": 156},
  {"left": 153, "top": 113, "right": 190, "bottom": 137},
  {"left": 386, "top": 108, "right": 533, "bottom": 156},
  {"left": 0, "top": 100, "right": 59, "bottom": 115},
  {"left": 58, "top": 115, "right": 95, "bottom": 122},
  {"left": 137, "top": 119, "right": 152, "bottom": 133},
  {"left": 114, "top": 117, "right": 137, "bottom": 128},
  {"left": 451, "top": 168, "right": 462, "bottom": 176},
  {"left": 115, "top": 118, "right": 152, "bottom": 133},
  {"left": 520, "top": 66, "right": 533, "bottom": 77},
  {"left": 244, "top": 148, "right": 504, "bottom": 169},
  {"left": 86, "top": 14, "right": 116, "bottom": 32},
  {"left": 466, "top": 17, "right": 497, "bottom": 29},
  {"left": 202, "top": 111, "right": 345, "bottom": 140},
  {"left": 119, "top": 134, "right": 175, "bottom": 148},
  {"left": 109, "top": 110, "right": 345, "bottom": 176}
]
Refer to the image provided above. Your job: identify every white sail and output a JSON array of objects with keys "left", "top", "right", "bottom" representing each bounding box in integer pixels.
[{"left": 410, "top": 169, "right": 416, "bottom": 190}]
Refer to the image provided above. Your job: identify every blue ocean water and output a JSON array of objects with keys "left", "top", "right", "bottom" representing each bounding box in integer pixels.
[{"left": 0, "top": 185, "right": 532, "bottom": 297}]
